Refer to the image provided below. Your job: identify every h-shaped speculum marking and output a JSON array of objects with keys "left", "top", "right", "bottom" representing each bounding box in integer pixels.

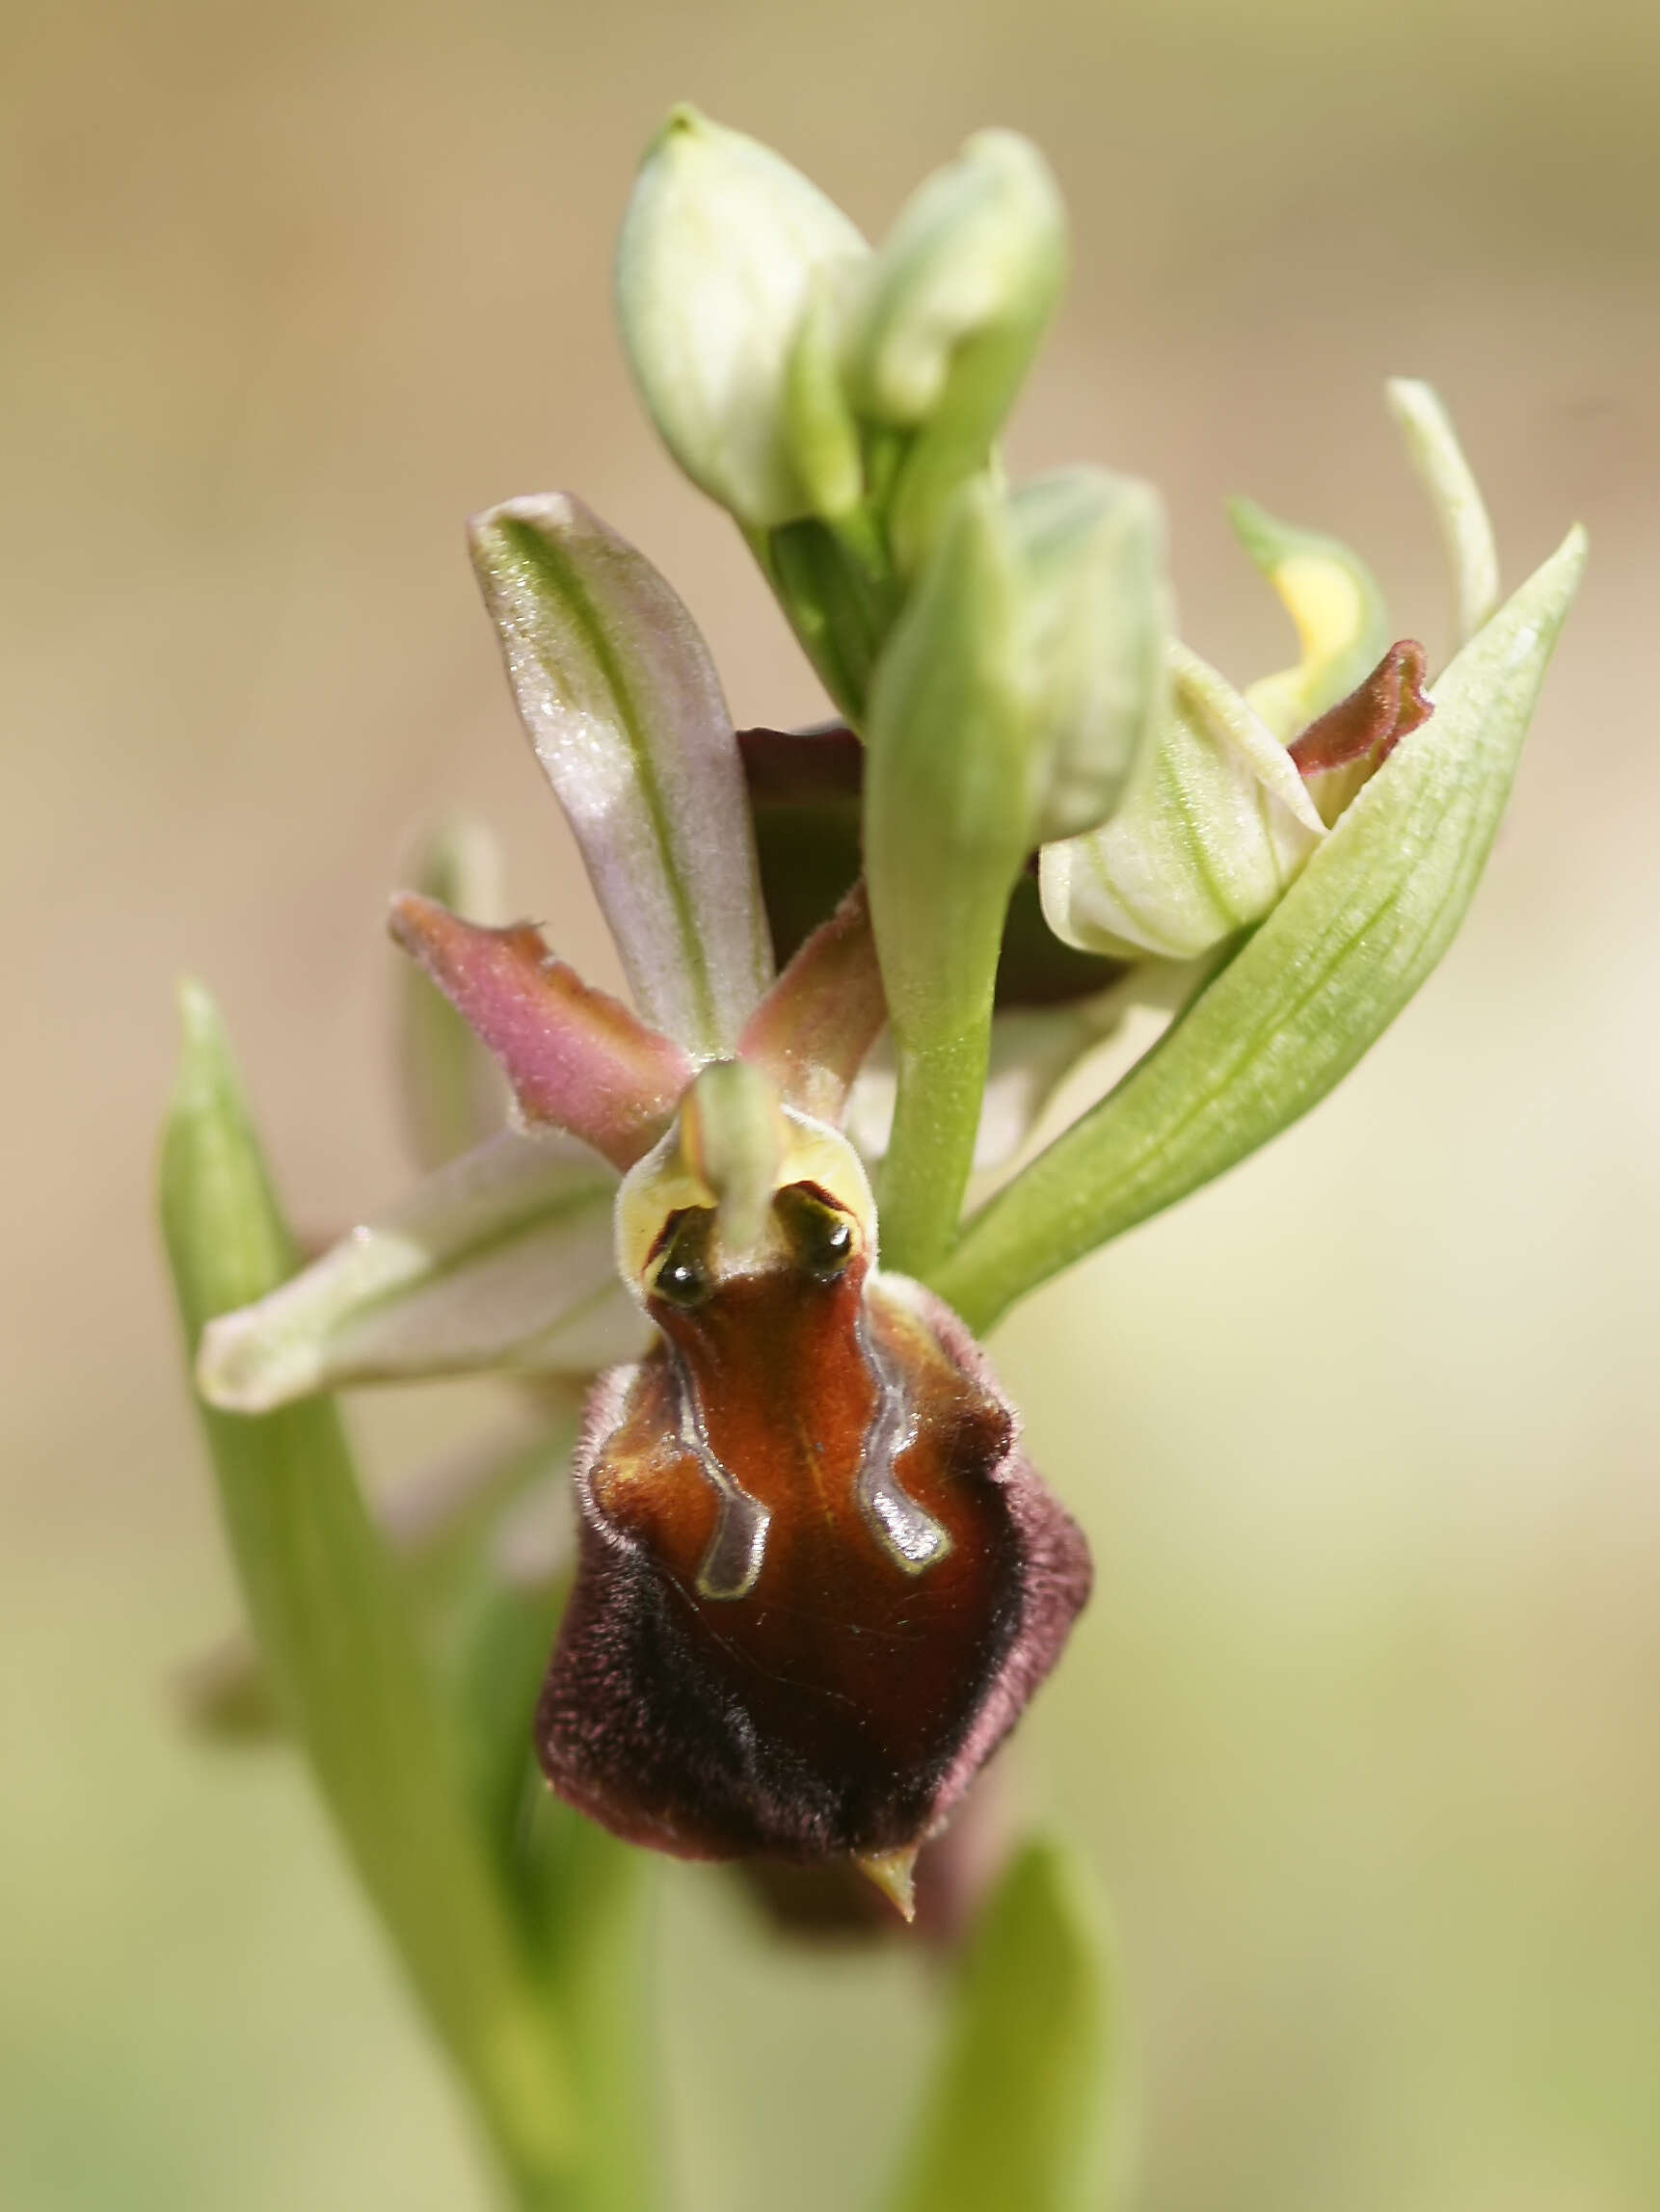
[{"left": 674, "top": 1319, "right": 950, "bottom": 1603}]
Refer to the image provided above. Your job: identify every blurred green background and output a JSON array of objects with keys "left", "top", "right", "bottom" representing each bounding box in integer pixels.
[{"left": 5, "top": 1, "right": 1658, "bottom": 2206}]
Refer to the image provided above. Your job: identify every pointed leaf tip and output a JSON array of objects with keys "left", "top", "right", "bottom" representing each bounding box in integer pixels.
[{"left": 884, "top": 1839, "right": 1113, "bottom": 2212}]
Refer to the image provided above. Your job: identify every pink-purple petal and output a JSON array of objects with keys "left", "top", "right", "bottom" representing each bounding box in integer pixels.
[{"left": 389, "top": 893, "right": 691, "bottom": 1171}]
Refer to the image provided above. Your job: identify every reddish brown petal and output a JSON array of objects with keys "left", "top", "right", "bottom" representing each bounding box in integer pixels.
[
  {"left": 388, "top": 893, "right": 691, "bottom": 1170},
  {"left": 1289, "top": 639, "right": 1433, "bottom": 782},
  {"left": 738, "top": 722, "right": 1126, "bottom": 1006},
  {"left": 536, "top": 1266, "right": 1089, "bottom": 1865},
  {"left": 737, "top": 880, "right": 888, "bottom": 1122}
]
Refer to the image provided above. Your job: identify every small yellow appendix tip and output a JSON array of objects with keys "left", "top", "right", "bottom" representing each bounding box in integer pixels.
[{"left": 855, "top": 1847, "right": 919, "bottom": 1923}]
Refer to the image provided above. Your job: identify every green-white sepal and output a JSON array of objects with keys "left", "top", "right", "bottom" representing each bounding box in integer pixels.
[
  {"left": 1228, "top": 497, "right": 1389, "bottom": 739},
  {"left": 937, "top": 524, "right": 1587, "bottom": 1332},
  {"left": 469, "top": 493, "right": 774, "bottom": 1055},
  {"left": 1039, "top": 640, "right": 1325, "bottom": 961},
  {"left": 1011, "top": 467, "right": 1168, "bottom": 842},
  {"left": 616, "top": 106, "right": 868, "bottom": 529},
  {"left": 843, "top": 129, "right": 1067, "bottom": 574},
  {"left": 197, "top": 1130, "right": 644, "bottom": 1412}
]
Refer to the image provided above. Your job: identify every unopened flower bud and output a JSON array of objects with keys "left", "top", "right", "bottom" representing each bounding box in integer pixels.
[
  {"left": 843, "top": 129, "right": 1067, "bottom": 573},
  {"left": 1010, "top": 467, "right": 1169, "bottom": 842},
  {"left": 1040, "top": 641, "right": 1328, "bottom": 962},
  {"left": 616, "top": 107, "right": 868, "bottom": 529}
]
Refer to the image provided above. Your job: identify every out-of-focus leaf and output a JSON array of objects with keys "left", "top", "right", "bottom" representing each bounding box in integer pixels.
[
  {"left": 883, "top": 1840, "right": 1115, "bottom": 2212},
  {"left": 519, "top": 1793, "right": 663, "bottom": 2212},
  {"left": 1387, "top": 377, "right": 1501, "bottom": 652},
  {"left": 396, "top": 817, "right": 508, "bottom": 1172},
  {"left": 470, "top": 493, "right": 774, "bottom": 1054},
  {"left": 938, "top": 525, "right": 1586, "bottom": 1332},
  {"left": 159, "top": 985, "right": 576, "bottom": 2192},
  {"left": 178, "top": 1414, "right": 577, "bottom": 1746},
  {"left": 197, "top": 1128, "right": 642, "bottom": 1413}
]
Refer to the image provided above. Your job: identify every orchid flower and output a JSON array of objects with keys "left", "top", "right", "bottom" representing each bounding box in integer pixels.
[
  {"left": 186, "top": 124, "right": 1582, "bottom": 1940},
  {"left": 196, "top": 493, "right": 1089, "bottom": 1914}
]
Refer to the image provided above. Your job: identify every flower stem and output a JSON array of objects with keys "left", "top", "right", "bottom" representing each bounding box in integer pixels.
[{"left": 878, "top": 1021, "right": 991, "bottom": 1278}]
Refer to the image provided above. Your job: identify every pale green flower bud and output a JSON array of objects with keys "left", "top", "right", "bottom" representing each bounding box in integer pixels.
[
  {"left": 843, "top": 129, "right": 1067, "bottom": 573},
  {"left": 616, "top": 106, "right": 868, "bottom": 529},
  {"left": 1010, "top": 467, "right": 1169, "bottom": 843},
  {"left": 1039, "top": 642, "right": 1326, "bottom": 962}
]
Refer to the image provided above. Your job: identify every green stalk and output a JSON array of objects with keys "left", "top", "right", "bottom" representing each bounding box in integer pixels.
[
  {"left": 865, "top": 479, "right": 1030, "bottom": 1275},
  {"left": 880, "top": 1021, "right": 995, "bottom": 1277},
  {"left": 160, "top": 982, "right": 577, "bottom": 2208}
]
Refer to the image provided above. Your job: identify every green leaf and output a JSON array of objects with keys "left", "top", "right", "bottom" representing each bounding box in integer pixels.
[
  {"left": 936, "top": 524, "right": 1586, "bottom": 1332},
  {"left": 445, "top": 1550, "right": 664, "bottom": 2212},
  {"left": 865, "top": 478, "right": 1031, "bottom": 1271},
  {"left": 519, "top": 1796, "right": 663, "bottom": 2212},
  {"left": 179, "top": 1414, "right": 577, "bottom": 1747},
  {"left": 1387, "top": 378, "right": 1501, "bottom": 652},
  {"left": 883, "top": 1841, "right": 1115, "bottom": 2212},
  {"left": 159, "top": 984, "right": 576, "bottom": 2199}
]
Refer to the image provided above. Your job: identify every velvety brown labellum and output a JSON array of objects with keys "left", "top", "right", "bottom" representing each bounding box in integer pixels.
[{"left": 536, "top": 1250, "right": 1089, "bottom": 1864}]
